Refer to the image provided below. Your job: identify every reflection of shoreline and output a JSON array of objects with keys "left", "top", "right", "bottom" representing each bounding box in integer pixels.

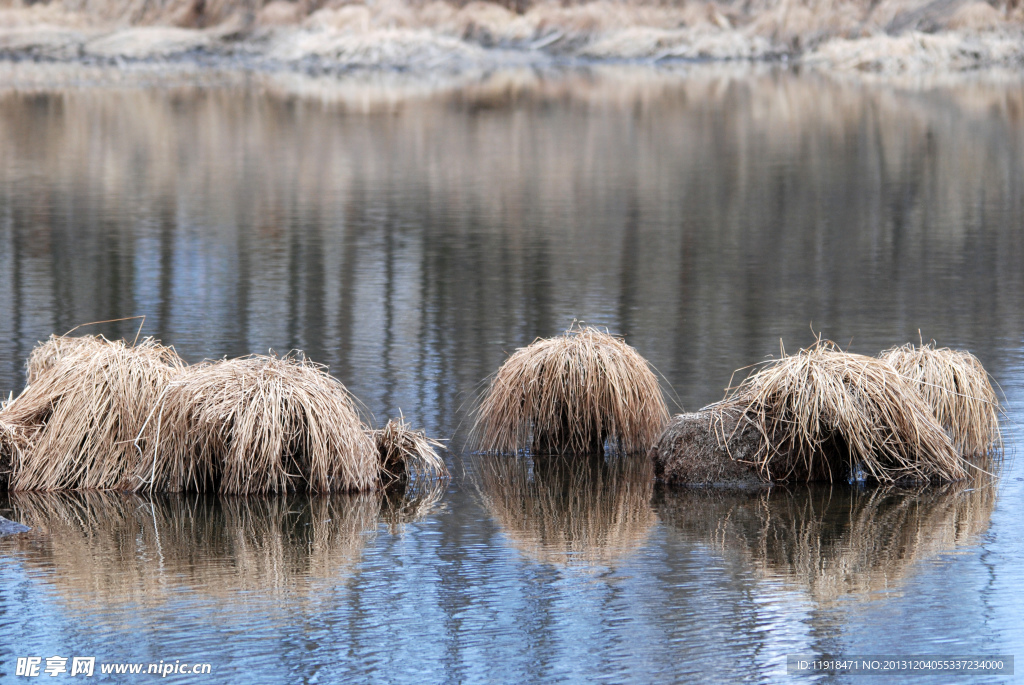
[
  {"left": 0, "top": 484, "right": 445, "bottom": 606},
  {"left": 655, "top": 483, "right": 996, "bottom": 603},
  {"left": 0, "top": 0, "right": 1022, "bottom": 75},
  {"left": 475, "top": 454, "right": 655, "bottom": 566}
]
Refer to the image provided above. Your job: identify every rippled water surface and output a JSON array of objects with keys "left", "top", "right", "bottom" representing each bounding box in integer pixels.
[{"left": 1, "top": 66, "right": 1023, "bottom": 683}]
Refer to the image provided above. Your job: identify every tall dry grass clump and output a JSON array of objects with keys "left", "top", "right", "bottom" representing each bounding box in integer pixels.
[
  {"left": 472, "top": 326, "right": 669, "bottom": 456},
  {"left": 720, "top": 341, "right": 966, "bottom": 483},
  {"left": 137, "top": 355, "right": 381, "bottom": 494},
  {"left": 2, "top": 335, "right": 186, "bottom": 491},
  {"left": 880, "top": 343, "right": 1000, "bottom": 458}
]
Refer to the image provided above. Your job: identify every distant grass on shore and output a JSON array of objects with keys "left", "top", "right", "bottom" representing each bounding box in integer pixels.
[{"left": 1, "top": 0, "right": 1022, "bottom": 71}]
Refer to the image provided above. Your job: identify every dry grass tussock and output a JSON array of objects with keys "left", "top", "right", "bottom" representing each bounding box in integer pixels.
[
  {"left": 137, "top": 354, "right": 381, "bottom": 494},
  {"left": 719, "top": 340, "right": 966, "bottom": 483},
  {"left": 880, "top": 342, "right": 1000, "bottom": 457},
  {"left": 656, "top": 482, "right": 995, "bottom": 603},
  {"left": 1, "top": 489, "right": 441, "bottom": 606},
  {"left": 2, "top": 335, "right": 186, "bottom": 491},
  {"left": 475, "top": 453, "right": 655, "bottom": 566},
  {"left": 472, "top": 326, "right": 668, "bottom": 456},
  {"left": 3, "top": 336, "right": 445, "bottom": 493},
  {"left": 373, "top": 415, "right": 448, "bottom": 483}
]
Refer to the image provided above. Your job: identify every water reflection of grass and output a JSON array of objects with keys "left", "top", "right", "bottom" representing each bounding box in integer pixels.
[
  {"left": 474, "top": 453, "right": 655, "bottom": 567},
  {"left": 0, "top": 481, "right": 446, "bottom": 605},
  {"left": 655, "top": 483, "right": 995, "bottom": 603}
]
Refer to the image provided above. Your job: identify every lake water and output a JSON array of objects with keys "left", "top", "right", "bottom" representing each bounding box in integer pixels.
[{"left": 0, "top": 66, "right": 1023, "bottom": 683}]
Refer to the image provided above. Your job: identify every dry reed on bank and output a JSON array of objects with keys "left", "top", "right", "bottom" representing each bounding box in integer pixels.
[
  {"left": 655, "top": 482, "right": 995, "bottom": 603},
  {"left": 472, "top": 326, "right": 668, "bottom": 456},
  {"left": 475, "top": 453, "right": 655, "bottom": 566},
  {"left": 719, "top": 341, "right": 966, "bottom": 483},
  {"left": 372, "top": 416, "right": 448, "bottom": 483},
  {"left": 137, "top": 355, "right": 380, "bottom": 494},
  {"left": 2, "top": 335, "right": 185, "bottom": 491},
  {"left": 880, "top": 343, "right": 1000, "bottom": 458}
]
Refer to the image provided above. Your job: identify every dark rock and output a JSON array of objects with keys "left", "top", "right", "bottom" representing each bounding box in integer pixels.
[{"left": 651, "top": 407, "right": 767, "bottom": 487}]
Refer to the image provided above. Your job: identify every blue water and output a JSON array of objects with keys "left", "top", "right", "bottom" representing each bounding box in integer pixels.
[{"left": 0, "top": 66, "right": 1022, "bottom": 683}]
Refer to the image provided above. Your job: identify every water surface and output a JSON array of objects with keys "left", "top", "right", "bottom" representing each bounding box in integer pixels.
[{"left": 1, "top": 66, "right": 1022, "bottom": 683}]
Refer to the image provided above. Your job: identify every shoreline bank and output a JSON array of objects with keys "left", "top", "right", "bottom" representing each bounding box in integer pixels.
[{"left": 1, "top": 0, "right": 1023, "bottom": 76}]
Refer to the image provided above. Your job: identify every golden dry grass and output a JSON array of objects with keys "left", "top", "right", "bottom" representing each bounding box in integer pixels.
[
  {"left": 880, "top": 343, "right": 1000, "bottom": 458},
  {"left": 0, "top": 415, "right": 26, "bottom": 489},
  {"left": 2, "top": 335, "right": 186, "bottom": 491},
  {"left": 25, "top": 334, "right": 114, "bottom": 385},
  {"left": 472, "top": 326, "right": 669, "bottom": 456},
  {"left": 474, "top": 453, "right": 655, "bottom": 565},
  {"left": 137, "top": 354, "right": 380, "bottom": 494},
  {"left": 720, "top": 341, "right": 967, "bottom": 483},
  {"left": 656, "top": 481, "right": 995, "bottom": 603},
  {"left": 372, "top": 415, "right": 448, "bottom": 483}
]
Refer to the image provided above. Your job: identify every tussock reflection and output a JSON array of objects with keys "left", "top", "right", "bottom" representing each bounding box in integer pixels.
[
  {"left": 656, "top": 483, "right": 995, "bottom": 602},
  {"left": 475, "top": 454, "right": 655, "bottom": 566},
  {"left": 1, "top": 481, "right": 445, "bottom": 603}
]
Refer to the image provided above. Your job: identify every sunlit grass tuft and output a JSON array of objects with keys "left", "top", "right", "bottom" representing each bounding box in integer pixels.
[
  {"left": 472, "top": 325, "right": 668, "bottom": 456},
  {"left": 717, "top": 340, "right": 966, "bottom": 483},
  {"left": 3, "top": 335, "right": 185, "bottom": 491},
  {"left": 880, "top": 342, "right": 1000, "bottom": 458}
]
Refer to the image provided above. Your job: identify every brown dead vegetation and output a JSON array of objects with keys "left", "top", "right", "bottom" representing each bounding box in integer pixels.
[
  {"left": 717, "top": 342, "right": 967, "bottom": 483},
  {"left": 2, "top": 336, "right": 446, "bottom": 494},
  {"left": 880, "top": 342, "right": 1000, "bottom": 457},
  {"left": 136, "top": 355, "right": 380, "bottom": 494},
  {"left": 652, "top": 341, "right": 972, "bottom": 485},
  {"left": 2, "top": 335, "right": 186, "bottom": 491},
  {"left": 471, "top": 326, "right": 669, "bottom": 456}
]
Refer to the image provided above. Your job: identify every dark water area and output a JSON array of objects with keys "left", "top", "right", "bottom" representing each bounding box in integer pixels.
[{"left": 0, "top": 67, "right": 1023, "bottom": 683}]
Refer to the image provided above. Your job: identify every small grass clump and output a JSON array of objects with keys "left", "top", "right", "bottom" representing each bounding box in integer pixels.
[
  {"left": 880, "top": 343, "right": 1000, "bottom": 458},
  {"left": 137, "top": 355, "right": 381, "bottom": 494},
  {"left": 3, "top": 335, "right": 186, "bottom": 491},
  {"left": 472, "top": 326, "right": 669, "bottom": 456},
  {"left": 719, "top": 341, "right": 966, "bottom": 483},
  {"left": 372, "top": 416, "right": 448, "bottom": 484}
]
